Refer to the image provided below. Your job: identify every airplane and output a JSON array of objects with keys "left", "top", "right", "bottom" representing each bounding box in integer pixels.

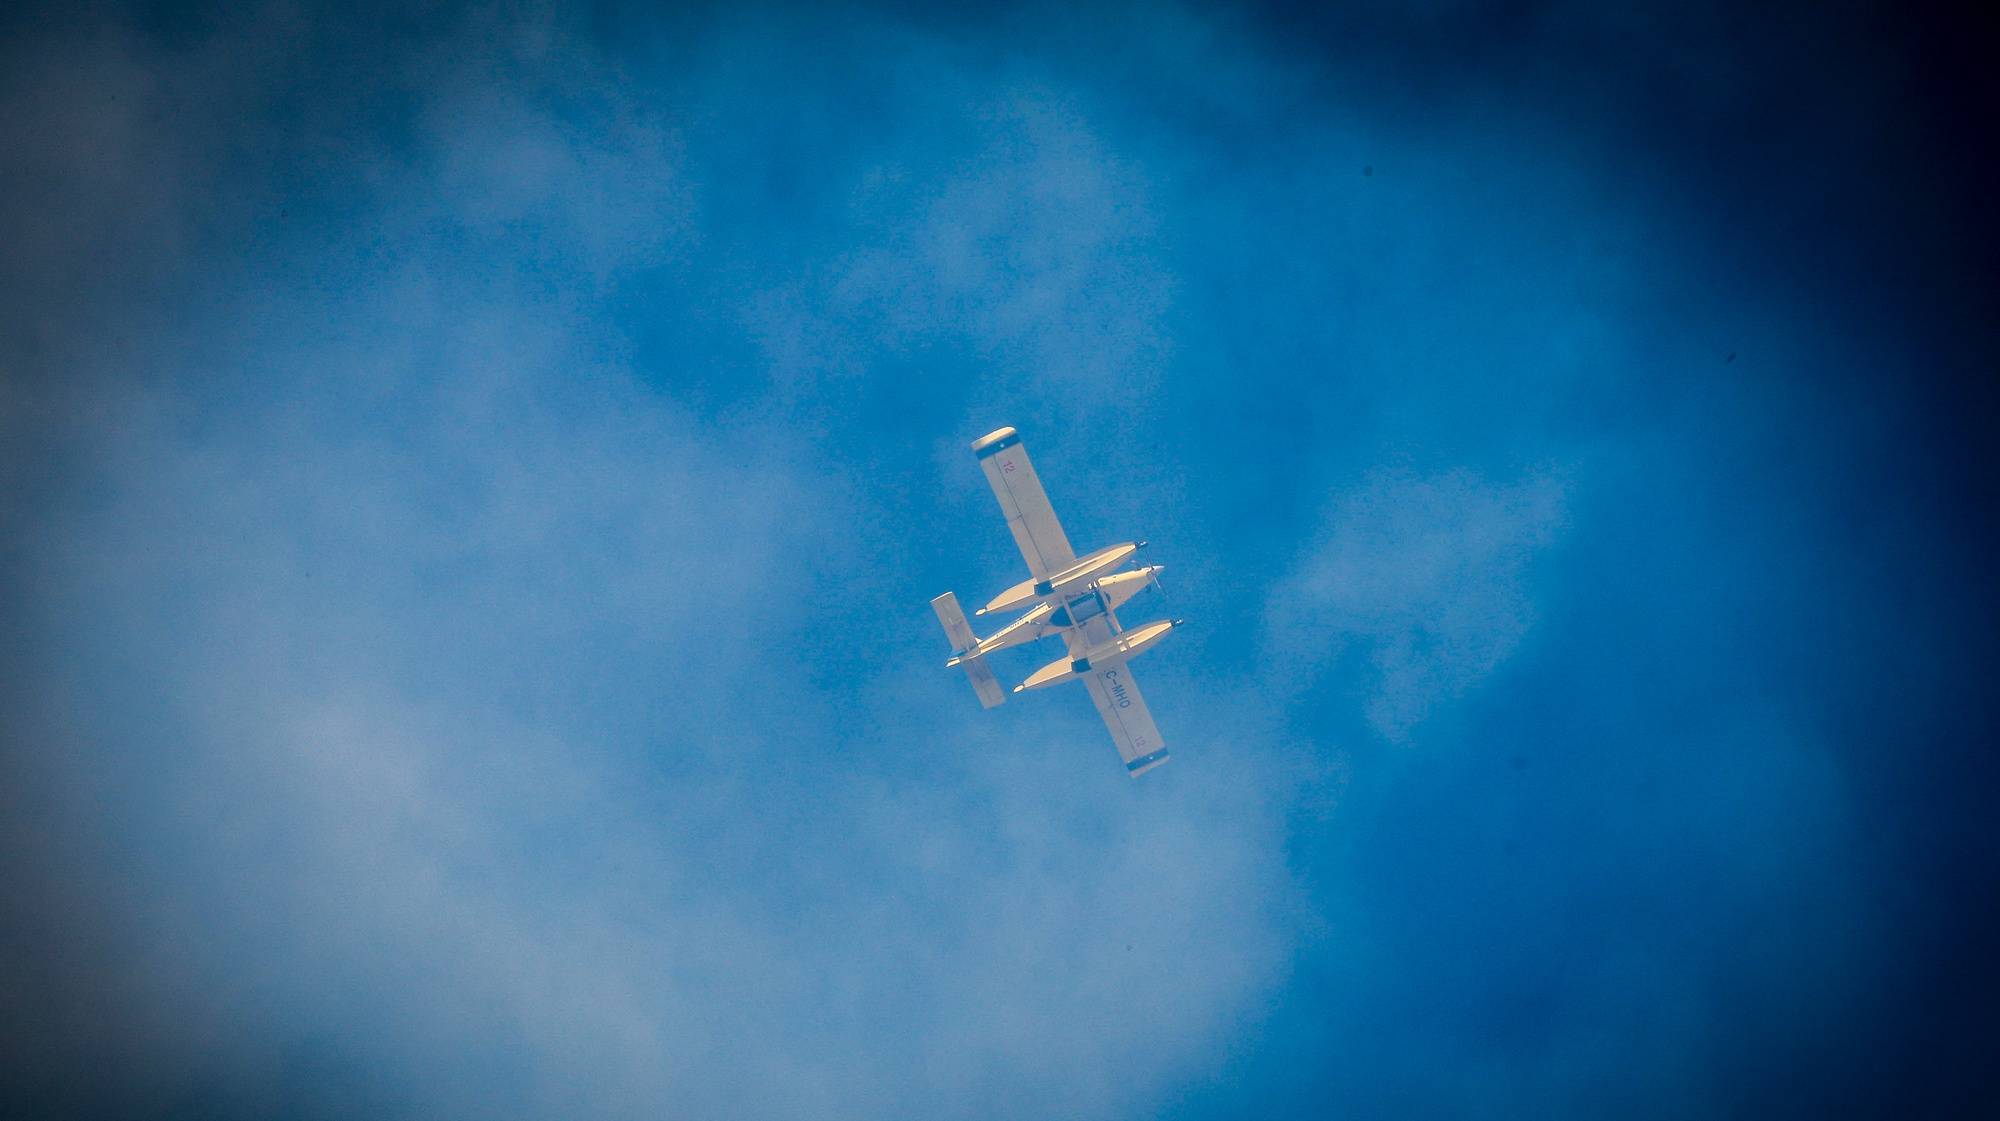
[{"left": 931, "top": 426, "right": 1182, "bottom": 777}]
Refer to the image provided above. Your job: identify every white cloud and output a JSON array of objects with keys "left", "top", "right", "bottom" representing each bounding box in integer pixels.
[
  {"left": 741, "top": 80, "right": 1174, "bottom": 436},
  {"left": 1269, "top": 466, "right": 1569, "bottom": 738}
]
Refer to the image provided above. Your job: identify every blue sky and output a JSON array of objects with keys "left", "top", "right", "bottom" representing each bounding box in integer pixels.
[{"left": 3, "top": 2, "right": 1995, "bottom": 1118}]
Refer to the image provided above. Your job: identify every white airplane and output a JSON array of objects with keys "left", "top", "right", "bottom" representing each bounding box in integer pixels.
[{"left": 932, "top": 426, "right": 1182, "bottom": 777}]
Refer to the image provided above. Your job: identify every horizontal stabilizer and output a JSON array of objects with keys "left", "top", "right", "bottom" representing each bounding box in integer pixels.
[
  {"left": 932, "top": 591, "right": 1005, "bottom": 708},
  {"left": 960, "top": 656, "right": 1005, "bottom": 709},
  {"left": 932, "top": 592, "right": 980, "bottom": 652}
]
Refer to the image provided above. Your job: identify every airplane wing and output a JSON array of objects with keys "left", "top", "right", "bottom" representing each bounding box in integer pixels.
[
  {"left": 1058, "top": 613, "right": 1169, "bottom": 775},
  {"left": 973, "top": 427, "right": 1077, "bottom": 580},
  {"left": 1081, "top": 661, "right": 1170, "bottom": 776}
]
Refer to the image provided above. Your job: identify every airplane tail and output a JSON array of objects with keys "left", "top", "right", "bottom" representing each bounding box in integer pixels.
[{"left": 931, "top": 592, "right": 1005, "bottom": 708}]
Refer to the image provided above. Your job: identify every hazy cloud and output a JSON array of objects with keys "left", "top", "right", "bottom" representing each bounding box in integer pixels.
[
  {"left": 1270, "top": 466, "right": 1569, "bottom": 738},
  {"left": 2, "top": 7, "right": 1293, "bottom": 1118},
  {"left": 5, "top": 1, "right": 1991, "bottom": 1118}
]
